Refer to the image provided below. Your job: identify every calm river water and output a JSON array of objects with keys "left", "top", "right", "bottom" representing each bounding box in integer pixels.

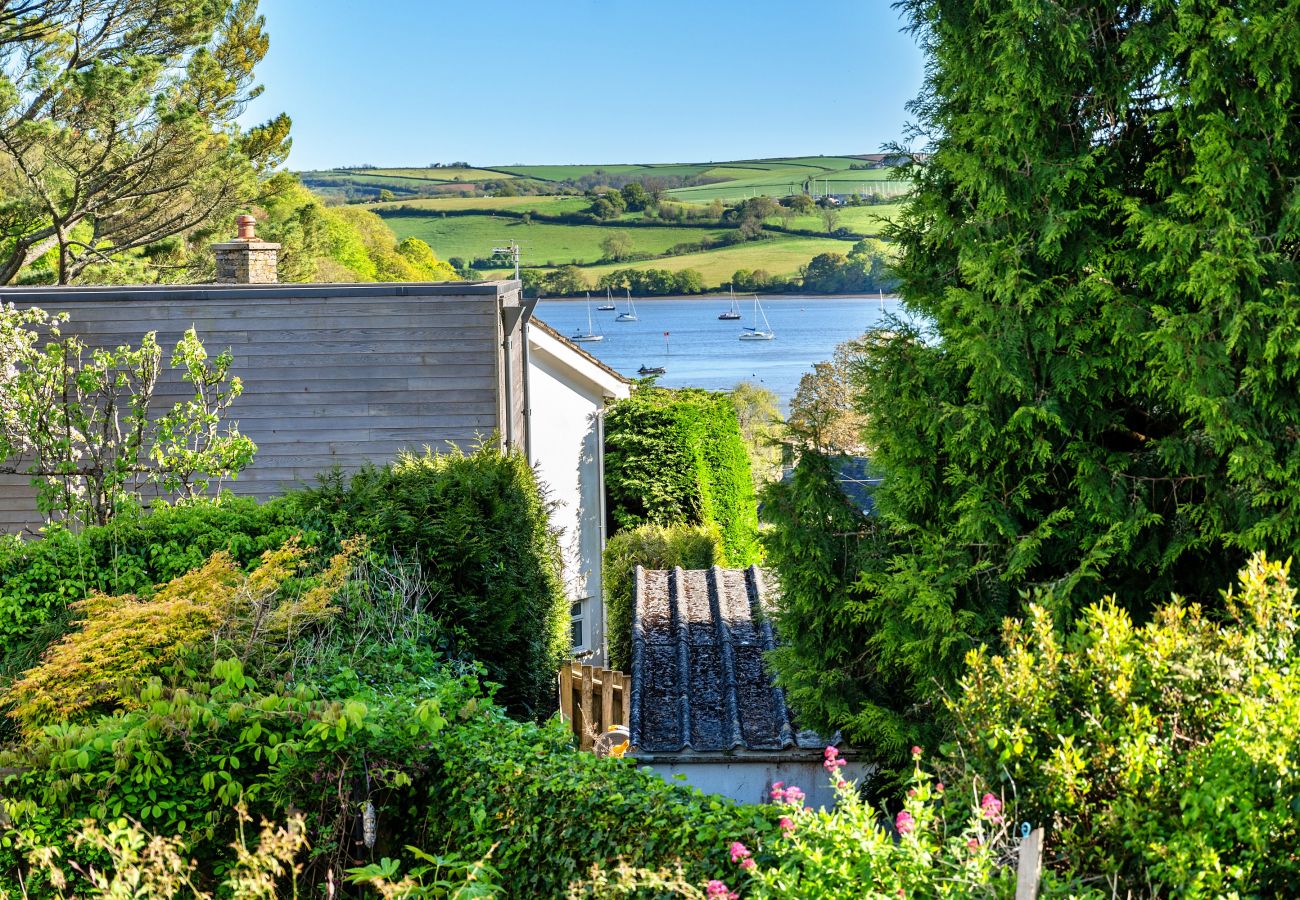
[{"left": 535, "top": 294, "right": 901, "bottom": 408}]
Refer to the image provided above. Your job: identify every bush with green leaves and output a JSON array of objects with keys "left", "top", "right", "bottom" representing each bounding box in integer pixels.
[
  {"left": 601, "top": 522, "right": 723, "bottom": 673},
  {"left": 0, "top": 445, "right": 567, "bottom": 720},
  {"left": 947, "top": 553, "right": 1300, "bottom": 895},
  {"left": 604, "top": 387, "right": 759, "bottom": 566},
  {"left": 288, "top": 447, "right": 569, "bottom": 717},
  {"left": 0, "top": 496, "right": 307, "bottom": 680}
]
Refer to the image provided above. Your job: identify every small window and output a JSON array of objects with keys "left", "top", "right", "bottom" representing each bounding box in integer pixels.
[
  {"left": 571, "top": 600, "right": 585, "bottom": 650},
  {"left": 571, "top": 617, "right": 584, "bottom": 649}
]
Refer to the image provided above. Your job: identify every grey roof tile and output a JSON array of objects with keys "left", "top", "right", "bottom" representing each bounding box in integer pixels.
[{"left": 629, "top": 565, "right": 827, "bottom": 755}]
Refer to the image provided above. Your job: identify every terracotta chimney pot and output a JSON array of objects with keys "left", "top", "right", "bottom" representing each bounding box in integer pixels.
[{"left": 236, "top": 214, "right": 257, "bottom": 241}]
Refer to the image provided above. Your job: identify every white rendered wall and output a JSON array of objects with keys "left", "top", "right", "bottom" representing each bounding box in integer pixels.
[
  {"left": 644, "top": 759, "right": 875, "bottom": 810},
  {"left": 527, "top": 339, "right": 627, "bottom": 665}
]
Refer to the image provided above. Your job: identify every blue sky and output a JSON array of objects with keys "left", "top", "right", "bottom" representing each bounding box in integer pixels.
[{"left": 240, "top": 1, "right": 926, "bottom": 171}]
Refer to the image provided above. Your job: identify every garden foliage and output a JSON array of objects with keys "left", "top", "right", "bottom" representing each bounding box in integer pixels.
[
  {"left": 0, "top": 445, "right": 567, "bottom": 719},
  {"left": 949, "top": 553, "right": 1300, "bottom": 896},
  {"left": 765, "top": 0, "right": 1300, "bottom": 757},
  {"left": 601, "top": 523, "right": 723, "bottom": 671},
  {"left": 604, "top": 387, "right": 759, "bottom": 566}
]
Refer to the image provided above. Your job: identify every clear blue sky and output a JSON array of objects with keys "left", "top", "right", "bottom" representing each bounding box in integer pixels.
[{"left": 240, "top": 0, "right": 926, "bottom": 171}]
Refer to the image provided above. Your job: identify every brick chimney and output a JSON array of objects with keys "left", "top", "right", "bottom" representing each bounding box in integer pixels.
[{"left": 212, "top": 214, "right": 280, "bottom": 284}]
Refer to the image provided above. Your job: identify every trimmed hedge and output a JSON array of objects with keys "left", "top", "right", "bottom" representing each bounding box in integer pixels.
[
  {"left": 604, "top": 387, "right": 759, "bottom": 566},
  {"left": 602, "top": 523, "right": 723, "bottom": 671},
  {"left": 0, "top": 446, "right": 567, "bottom": 718}
]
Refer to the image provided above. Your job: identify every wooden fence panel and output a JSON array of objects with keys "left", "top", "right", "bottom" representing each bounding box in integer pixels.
[{"left": 557, "top": 662, "right": 629, "bottom": 750}]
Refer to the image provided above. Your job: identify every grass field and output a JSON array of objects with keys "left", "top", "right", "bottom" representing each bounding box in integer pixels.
[
  {"left": 372, "top": 195, "right": 589, "bottom": 214},
  {"left": 473, "top": 236, "right": 859, "bottom": 285},
  {"left": 383, "top": 214, "right": 733, "bottom": 266},
  {"left": 300, "top": 153, "right": 913, "bottom": 288},
  {"left": 780, "top": 204, "right": 904, "bottom": 234},
  {"left": 364, "top": 167, "right": 517, "bottom": 181}
]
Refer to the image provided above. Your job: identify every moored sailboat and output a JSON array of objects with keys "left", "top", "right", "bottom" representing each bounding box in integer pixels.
[
  {"left": 738, "top": 294, "right": 775, "bottom": 341},
  {"left": 569, "top": 293, "right": 604, "bottom": 342},
  {"left": 615, "top": 289, "right": 639, "bottom": 322}
]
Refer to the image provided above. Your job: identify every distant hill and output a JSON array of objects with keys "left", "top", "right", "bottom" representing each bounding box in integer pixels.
[
  {"left": 293, "top": 155, "right": 911, "bottom": 295},
  {"left": 297, "top": 155, "right": 911, "bottom": 206}
]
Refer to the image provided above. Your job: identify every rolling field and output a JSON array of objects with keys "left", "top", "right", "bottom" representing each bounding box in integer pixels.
[
  {"left": 384, "top": 214, "right": 733, "bottom": 265},
  {"left": 301, "top": 153, "right": 913, "bottom": 289},
  {"left": 364, "top": 167, "right": 517, "bottom": 181},
  {"left": 372, "top": 195, "right": 589, "bottom": 214},
  {"left": 780, "top": 204, "right": 904, "bottom": 234},
  {"left": 475, "top": 236, "right": 859, "bottom": 285}
]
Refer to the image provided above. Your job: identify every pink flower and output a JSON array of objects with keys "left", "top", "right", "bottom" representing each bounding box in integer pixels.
[
  {"left": 966, "top": 837, "right": 981, "bottom": 850},
  {"left": 895, "top": 810, "right": 915, "bottom": 835},
  {"left": 706, "top": 880, "right": 737, "bottom": 899},
  {"left": 936, "top": 783, "right": 945, "bottom": 792},
  {"left": 823, "top": 745, "right": 839, "bottom": 760},
  {"left": 911, "top": 745, "right": 922, "bottom": 758},
  {"left": 783, "top": 786, "right": 805, "bottom": 805},
  {"left": 907, "top": 788, "right": 916, "bottom": 797},
  {"left": 729, "top": 841, "right": 750, "bottom": 864},
  {"left": 778, "top": 815, "right": 795, "bottom": 833},
  {"left": 770, "top": 781, "right": 785, "bottom": 802},
  {"left": 980, "top": 793, "right": 1003, "bottom": 822},
  {"left": 836, "top": 779, "right": 848, "bottom": 789},
  {"left": 740, "top": 858, "right": 756, "bottom": 871}
]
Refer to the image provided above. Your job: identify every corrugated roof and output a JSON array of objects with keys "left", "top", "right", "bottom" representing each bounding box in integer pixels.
[{"left": 629, "top": 565, "right": 826, "bottom": 755}]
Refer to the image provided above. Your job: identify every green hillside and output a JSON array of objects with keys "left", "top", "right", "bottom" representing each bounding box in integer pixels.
[{"left": 297, "top": 153, "right": 911, "bottom": 293}]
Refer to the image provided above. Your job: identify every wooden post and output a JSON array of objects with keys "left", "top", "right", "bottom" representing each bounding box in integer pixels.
[
  {"left": 558, "top": 665, "right": 573, "bottom": 726},
  {"left": 1016, "top": 828, "right": 1044, "bottom": 900},
  {"left": 579, "top": 665, "right": 594, "bottom": 751},
  {"left": 600, "top": 668, "right": 614, "bottom": 736}
]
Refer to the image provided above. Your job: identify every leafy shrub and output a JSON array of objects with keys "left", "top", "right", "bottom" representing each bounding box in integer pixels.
[
  {"left": 948, "top": 553, "right": 1300, "bottom": 895},
  {"left": 1, "top": 544, "right": 462, "bottom": 895},
  {"left": 605, "top": 388, "right": 759, "bottom": 566},
  {"left": 288, "top": 447, "right": 569, "bottom": 717},
  {"left": 427, "top": 701, "right": 778, "bottom": 897},
  {"left": 602, "top": 523, "right": 723, "bottom": 671},
  {"left": 1, "top": 444, "right": 567, "bottom": 720},
  {"left": 0, "top": 496, "right": 306, "bottom": 674}
]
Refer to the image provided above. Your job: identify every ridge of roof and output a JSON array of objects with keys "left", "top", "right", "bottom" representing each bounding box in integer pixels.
[{"left": 528, "top": 316, "right": 632, "bottom": 385}]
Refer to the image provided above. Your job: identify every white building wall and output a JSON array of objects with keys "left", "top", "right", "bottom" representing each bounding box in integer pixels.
[
  {"left": 526, "top": 324, "right": 630, "bottom": 666},
  {"left": 642, "top": 759, "right": 875, "bottom": 810}
]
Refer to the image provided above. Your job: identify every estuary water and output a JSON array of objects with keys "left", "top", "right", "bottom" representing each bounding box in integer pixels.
[{"left": 535, "top": 294, "right": 901, "bottom": 408}]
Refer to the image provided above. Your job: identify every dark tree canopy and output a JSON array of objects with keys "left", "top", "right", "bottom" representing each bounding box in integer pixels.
[{"left": 766, "top": 0, "right": 1300, "bottom": 758}]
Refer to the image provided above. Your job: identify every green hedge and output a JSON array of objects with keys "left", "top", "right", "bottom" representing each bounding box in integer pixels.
[
  {"left": 602, "top": 523, "right": 723, "bottom": 671},
  {"left": 0, "top": 446, "right": 567, "bottom": 718},
  {"left": 604, "top": 387, "right": 759, "bottom": 565}
]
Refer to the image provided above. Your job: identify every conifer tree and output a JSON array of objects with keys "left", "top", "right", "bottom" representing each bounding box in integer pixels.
[{"left": 766, "top": 0, "right": 1300, "bottom": 756}]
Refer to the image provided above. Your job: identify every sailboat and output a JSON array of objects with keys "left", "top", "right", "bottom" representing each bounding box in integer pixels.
[
  {"left": 569, "top": 293, "right": 604, "bottom": 343},
  {"left": 615, "top": 289, "right": 639, "bottom": 322},
  {"left": 717, "top": 289, "right": 742, "bottom": 320},
  {"left": 738, "top": 294, "right": 775, "bottom": 341},
  {"left": 596, "top": 288, "right": 616, "bottom": 311}
]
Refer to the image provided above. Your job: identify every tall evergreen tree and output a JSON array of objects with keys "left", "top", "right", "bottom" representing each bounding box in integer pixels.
[{"left": 766, "top": 0, "right": 1300, "bottom": 757}]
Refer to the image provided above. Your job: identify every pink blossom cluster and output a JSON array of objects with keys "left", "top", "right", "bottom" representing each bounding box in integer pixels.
[
  {"left": 895, "top": 810, "right": 915, "bottom": 835},
  {"left": 980, "top": 792, "right": 1003, "bottom": 823},
  {"left": 730, "top": 841, "right": 755, "bottom": 870},
  {"left": 706, "top": 879, "right": 738, "bottom": 899},
  {"left": 823, "top": 745, "right": 847, "bottom": 773},
  {"left": 768, "top": 781, "right": 806, "bottom": 806}
]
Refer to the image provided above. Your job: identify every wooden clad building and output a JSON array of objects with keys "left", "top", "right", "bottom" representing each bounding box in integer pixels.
[{"left": 0, "top": 280, "right": 531, "bottom": 534}]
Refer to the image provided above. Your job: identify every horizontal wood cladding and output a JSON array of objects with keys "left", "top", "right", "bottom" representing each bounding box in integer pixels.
[{"left": 0, "top": 282, "right": 520, "bottom": 533}]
